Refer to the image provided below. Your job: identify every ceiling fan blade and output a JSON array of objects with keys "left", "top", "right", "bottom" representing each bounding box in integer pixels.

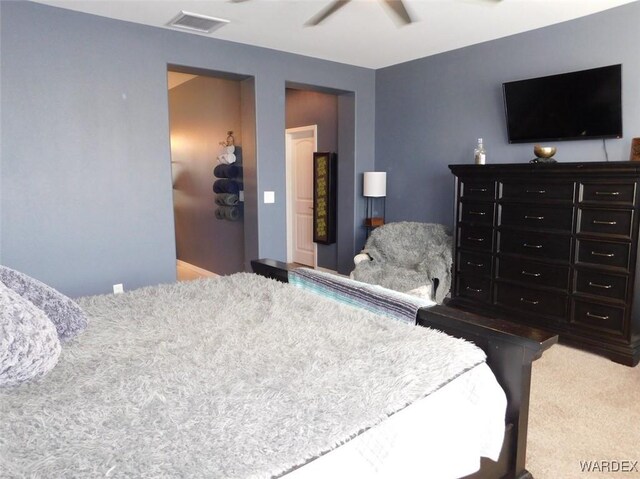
[
  {"left": 306, "top": 0, "right": 351, "bottom": 26},
  {"left": 381, "top": 0, "right": 413, "bottom": 25}
]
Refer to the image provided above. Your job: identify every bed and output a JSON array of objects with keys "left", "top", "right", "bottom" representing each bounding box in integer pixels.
[
  {"left": 253, "top": 259, "right": 558, "bottom": 479},
  {"left": 0, "top": 261, "right": 556, "bottom": 478}
]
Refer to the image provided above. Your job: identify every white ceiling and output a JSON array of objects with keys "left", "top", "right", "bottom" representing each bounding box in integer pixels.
[{"left": 32, "top": 0, "right": 637, "bottom": 69}]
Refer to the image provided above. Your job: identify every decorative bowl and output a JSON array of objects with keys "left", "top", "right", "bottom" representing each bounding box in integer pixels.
[{"left": 533, "top": 145, "right": 557, "bottom": 158}]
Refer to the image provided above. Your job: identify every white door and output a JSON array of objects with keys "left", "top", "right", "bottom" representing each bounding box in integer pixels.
[{"left": 286, "top": 126, "right": 317, "bottom": 267}]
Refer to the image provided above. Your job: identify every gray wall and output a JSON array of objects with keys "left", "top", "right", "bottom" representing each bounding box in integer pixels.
[
  {"left": 285, "top": 89, "right": 339, "bottom": 270},
  {"left": 169, "top": 75, "right": 245, "bottom": 275},
  {"left": 240, "top": 78, "right": 259, "bottom": 272},
  {"left": 376, "top": 2, "right": 640, "bottom": 227},
  {"left": 0, "top": 1, "right": 375, "bottom": 296}
]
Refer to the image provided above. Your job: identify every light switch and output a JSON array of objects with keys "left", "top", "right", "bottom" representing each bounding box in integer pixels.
[
  {"left": 239, "top": 190, "right": 245, "bottom": 202},
  {"left": 264, "top": 191, "right": 275, "bottom": 204}
]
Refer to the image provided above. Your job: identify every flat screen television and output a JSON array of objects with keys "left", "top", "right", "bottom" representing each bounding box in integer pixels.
[{"left": 503, "top": 64, "right": 623, "bottom": 143}]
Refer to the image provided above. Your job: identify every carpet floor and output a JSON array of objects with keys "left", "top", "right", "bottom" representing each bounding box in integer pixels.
[{"left": 527, "top": 344, "right": 640, "bottom": 478}]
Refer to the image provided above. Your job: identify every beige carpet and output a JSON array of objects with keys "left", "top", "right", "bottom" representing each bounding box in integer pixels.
[{"left": 527, "top": 344, "right": 640, "bottom": 478}]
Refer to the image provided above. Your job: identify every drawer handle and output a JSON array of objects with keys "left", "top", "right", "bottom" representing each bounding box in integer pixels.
[
  {"left": 467, "top": 237, "right": 485, "bottom": 242},
  {"left": 521, "top": 270, "right": 541, "bottom": 277},
  {"left": 526, "top": 189, "right": 546, "bottom": 194},
  {"left": 520, "top": 297, "right": 539, "bottom": 305},
  {"left": 466, "top": 287, "right": 483, "bottom": 293},
  {"left": 523, "top": 243, "right": 543, "bottom": 249},
  {"left": 466, "top": 261, "right": 484, "bottom": 267},
  {"left": 595, "top": 191, "right": 620, "bottom": 196},
  {"left": 586, "top": 312, "right": 610, "bottom": 321},
  {"left": 592, "top": 220, "right": 617, "bottom": 225},
  {"left": 469, "top": 211, "right": 486, "bottom": 216},
  {"left": 524, "top": 215, "right": 544, "bottom": 220},
  {"left": 469, "top": 188, "right": 488, "bottom": 193},
  {"left": 591, "top": 251, "right": 615, "bottom": 258},
  {"left": 588, "top": 281, "right": 612, "bottom": 289}
]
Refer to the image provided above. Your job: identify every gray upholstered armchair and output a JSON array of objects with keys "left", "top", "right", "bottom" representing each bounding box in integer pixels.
[{"left": 351, "top": 222, "right": 453, "bottom": 303}]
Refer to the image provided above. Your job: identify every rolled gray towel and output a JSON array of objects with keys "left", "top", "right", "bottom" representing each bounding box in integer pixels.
[
  {"left": 214, "top": 208, "right": 225, "bottom": 220},
  {"left": 219, "top": 206, "right": 241, "bottom": 221},
  {"left": 215, "top": 193, "right": 239, "bottom": 206}
]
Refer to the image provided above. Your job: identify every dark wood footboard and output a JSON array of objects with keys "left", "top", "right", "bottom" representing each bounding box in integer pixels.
[
  {"left": 250, "top": 258, "right": 294, "bottom": 283},
  {"left": 418, "top": 305, "right": 557, "bottom": 479},
  {"left": 251, "top": 259, "right": 558, "bottom": 479}
]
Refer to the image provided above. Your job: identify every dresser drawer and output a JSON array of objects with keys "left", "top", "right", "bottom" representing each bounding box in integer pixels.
[
  {"left": 495, "top": 282, "right": 568, "bottom": 320},
  {"left": 497, "top": 257, "right": 569, "bottom": 290},
  {"left": 456, "top": 275, "right": 491, "bottom": 302},
  {"left": 499, "top": 230, "right": 571, "bottom": 261},
  {"left": 460, "top": 179, "right": 495, "bottom": 201},
  {"left": 500, "top": 204, "right": 573, "bottom": 232},
  {"left": 459, "top": 201, "right": 494, "bottom": 225},
  {"left": 572, "top": 300, "right": 626, "bottom": 336},
  {"left": 458, "top": 225, "right": 493, "bottom": 252},
  {"left": 580, "top": 182, "right": 636, "bottom": 206},
  {"left": 576, "top": 239, "right": 630, "bottom": 270},
  {"left": 500, "top": 181, "right": 574, "bottom": 202},
  {"left": 574, "top": 269, "right": 628, "bottom": 302},
  {"left": 458, "top": 250, "right": 492, "bottom": 277},
  {"left": 578, "top": 208, "right": 633, "bottom": 238}
]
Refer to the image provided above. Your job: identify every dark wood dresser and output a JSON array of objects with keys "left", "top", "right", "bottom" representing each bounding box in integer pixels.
[{"left": 448, "top": 162, "right": 640, "bottom": 366}]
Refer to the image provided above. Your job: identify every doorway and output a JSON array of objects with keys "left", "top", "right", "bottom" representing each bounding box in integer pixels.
[
  {"left": 167, "top": 68, "right": 250, "bottom": 279},
  {"left": 285, "top": 125, "right": 317, "bottom": 267}
]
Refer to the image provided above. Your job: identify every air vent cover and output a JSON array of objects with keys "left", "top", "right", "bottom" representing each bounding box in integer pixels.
[{"left": 167, "top": 11, "right": 229, "bottom": 34}]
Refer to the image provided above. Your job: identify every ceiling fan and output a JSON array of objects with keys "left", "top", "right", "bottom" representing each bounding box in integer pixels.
[
  {"left": 231, "top": 0, "right": 414, "bottom": 26},
  {"left": 232, "top": 0, "right": 502, "bottom": 27},
  {"left": 307, "top": 0, "right": 413, "bottom": 26}
]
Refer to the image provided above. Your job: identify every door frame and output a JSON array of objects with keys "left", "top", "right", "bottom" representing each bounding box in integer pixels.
[{"left": 285, "top": 125, "right": 318, "bottom": 267}]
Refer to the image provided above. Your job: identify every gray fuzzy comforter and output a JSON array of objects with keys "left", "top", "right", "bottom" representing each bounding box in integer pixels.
[{"left": 0, "top": 273, "right": 485, "bottom": 478}]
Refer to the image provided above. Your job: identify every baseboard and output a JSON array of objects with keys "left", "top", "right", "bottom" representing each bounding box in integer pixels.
[{"left": 176, "top": 260, "right": 217, "bottom": 281}]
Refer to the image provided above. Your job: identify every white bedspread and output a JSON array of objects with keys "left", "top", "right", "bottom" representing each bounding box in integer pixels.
[{"left": 287, "top": 362, "right": 506, "bottom": 479}]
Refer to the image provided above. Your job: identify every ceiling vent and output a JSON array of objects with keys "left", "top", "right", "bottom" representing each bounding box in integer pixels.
[{"left": 167, "top": 11, "right": 229, "bottom": 34}]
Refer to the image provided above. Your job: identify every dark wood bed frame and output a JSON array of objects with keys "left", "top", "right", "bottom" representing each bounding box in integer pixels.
[{"left": 252, "top": 259, "right": 558, "bottom": 479}]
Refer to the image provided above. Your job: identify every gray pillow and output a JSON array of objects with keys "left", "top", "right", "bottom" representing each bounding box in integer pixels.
[
  {"left": 0, "top": 265, "right": 87, "bottom": 341},
  {"left": 0, "top": 283, "right": 62, "bottom": 387}
]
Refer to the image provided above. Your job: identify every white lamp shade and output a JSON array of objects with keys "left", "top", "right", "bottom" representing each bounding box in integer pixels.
[{"left": 363, "top": 172, "right": 387, "bottom": 197}]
